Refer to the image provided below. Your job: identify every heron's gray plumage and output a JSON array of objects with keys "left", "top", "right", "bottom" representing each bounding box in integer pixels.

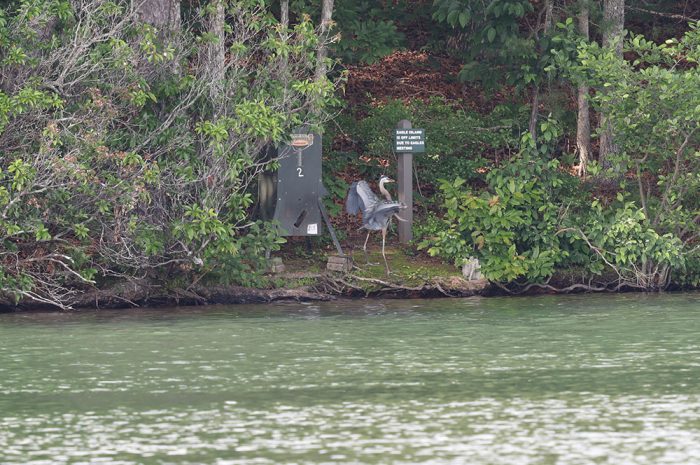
[
  {"left": 345, "top": 176, "right": 406, "bottom": 274},
  {"left": 345, "top": 181, "right": 364, "bottom": 216},
  {"left": 346, "top": 180, "right": 403, "bottom": 230},
  {"left": 346, "top": 181, "right": 379, "bottom": 216},
  {"left": 364, "top": 203, "right": 404, "bottom": 230}
]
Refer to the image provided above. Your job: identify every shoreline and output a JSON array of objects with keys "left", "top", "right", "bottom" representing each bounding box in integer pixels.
[
  {"left": 1, "top": 272, "right": 491, "bottom": 312},
  {"left": 3, "top": 270, "right": 696, "bottom": 313}
]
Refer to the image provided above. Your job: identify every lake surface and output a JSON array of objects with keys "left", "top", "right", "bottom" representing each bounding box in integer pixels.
[{"left": 1, "top": 294, "right": 700, "bottom": 464}]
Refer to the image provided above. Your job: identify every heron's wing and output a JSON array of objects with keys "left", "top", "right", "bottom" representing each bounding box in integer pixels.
[
  {"left": 354, "top": 181, "right": 380, "bottom": 211},
  {"left": 365, "top": 202, "right": 404, "bottom": 230},
  {"left": 346, "top": 182, "right": 363, "bottom": 215},
  {"left": 346, "top": 180, "right": 379, "bottom": 216}
]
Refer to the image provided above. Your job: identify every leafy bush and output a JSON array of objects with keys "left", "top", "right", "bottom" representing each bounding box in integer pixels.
[
  {"left": 290, "top": 0, "right": 406, "bottom": 64},
  {"left": 572, "top": 21, "right": 699, "bottom": 288},
  {"left": 420, "top": 131, "right": 688, "bottom": 289},
  {"left": 0, "top": 0, "right": 332, "bottom": 308},
  {"left": 575, "top": 23, "right": 700, "bottom": 232},
  {"left": 673, "top": 249, "right": 700, "bottom": 289},
  {"left": 432, "top": 0, "right": 537, "bottom": 88},
  {"left": 565, "top": 198, "right": 686, "bottom": 290},
  {"left": 419, "top": 151, "right": 578, "bottom": 282},
  {"left": 334, "top": 18, "right": 403, "bottom": 65},
  {"left": 336, "top": 98, "right": 525, "bottom": 190},
  {"left": 417, "top": 21, "right": 700, "bottom": 290}
]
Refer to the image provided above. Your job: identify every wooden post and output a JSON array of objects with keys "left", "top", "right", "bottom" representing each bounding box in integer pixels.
[{"left": 396, "top": 119, "right": 413, "bottom": 243}]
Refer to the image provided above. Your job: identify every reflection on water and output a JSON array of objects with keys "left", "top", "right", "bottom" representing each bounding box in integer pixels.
[{"left": 1, "top": 294, "right": 700, "bottom": 464}]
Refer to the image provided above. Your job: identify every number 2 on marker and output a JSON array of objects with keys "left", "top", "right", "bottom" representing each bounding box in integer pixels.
[{"left": 297, "top": 167, "right": 304, "bottom": 177}]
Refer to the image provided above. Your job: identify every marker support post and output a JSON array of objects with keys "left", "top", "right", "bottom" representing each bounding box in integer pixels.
[{"left": 396, "top": 119, "right": 413, "bottom": 243}]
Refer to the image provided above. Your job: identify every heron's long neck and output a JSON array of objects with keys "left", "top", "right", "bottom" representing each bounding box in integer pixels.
[{"left": 379, "top": 180, "right": 392, "bottom": 201}]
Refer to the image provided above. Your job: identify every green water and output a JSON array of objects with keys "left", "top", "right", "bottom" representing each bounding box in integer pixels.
[{"left": 1, "top": 294, "right": 700, "bottom": 464}]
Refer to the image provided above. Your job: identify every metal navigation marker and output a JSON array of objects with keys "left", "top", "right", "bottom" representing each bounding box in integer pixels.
[
  {"left": 271, "top": 127, "right": 344, "bottom": 257},
  {"left": 273, "top": 129, "right": 322, "bottom": 237},
  {"left": 394, "top": 128, "right": 425, "bottom": 153}
]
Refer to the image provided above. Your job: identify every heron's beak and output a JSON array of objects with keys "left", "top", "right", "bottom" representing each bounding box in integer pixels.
[{"left": 385, "top": 178, "right": 395, "bottom": 183}]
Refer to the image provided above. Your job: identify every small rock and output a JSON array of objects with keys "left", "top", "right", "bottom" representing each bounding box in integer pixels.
[{"left": 462, "top": 257, "right": 482, "bottom": 280}]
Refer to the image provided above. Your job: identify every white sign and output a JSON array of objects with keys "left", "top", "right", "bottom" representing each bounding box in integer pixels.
[
  {"left": 306, "top": 223, "right": 318, "bottom": 235},
  {"left": 394, "top": 129, "right": 425, "bottom": 153}
]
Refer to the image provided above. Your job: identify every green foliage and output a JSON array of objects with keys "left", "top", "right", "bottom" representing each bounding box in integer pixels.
[
  {"left": 0, "top": 0, "right": 334, "bottom": 307},
  {"left": 674, "top": 249, "right": 700, "bottom": 289},
  {"left": 420, "top": 152, "right": 578, "bottom": 282},
  {"left": 433, "top": 0, "right": 536, "bottom": 88},
  {"left": 333, "top": 98, "right": 524, "bottom": 187},
  {"left": 420, "top": 115, "right": 691, "bottom": 288},
  {"left": 417, "top": 19, "right": 699, "bottom": 289},
  {"left": 213, "top": 221, "right": 286, "bottom": 287},
  {"left": 334, "top": 18, "right": 403, "bottom": 65},
  {"left": 433, "top": 0, "right": 531, "bottom": 37},
  {"left": 322, "top": 172, "right": 348, "bottom": 217},
  {"left": 571, "top": 198, "right": 686, "bottom": 282},
  {"left": 573, "top": 22, "right": 700, "bottom": 286},
  {"left": 290, "top": 0, "right": 406, "bottom": 64}
]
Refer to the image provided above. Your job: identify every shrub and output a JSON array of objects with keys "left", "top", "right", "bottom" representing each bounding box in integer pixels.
[
  {"left": 336, "top": 98, "right": 524, "bottom": 190},
  {"left": 420, "top": 143, "right": 688, "bottom": 289},
  {"left": 420, "top": 152, "right": 578, "bottom": 283},
  {"left": 0, "top": 0, "right": 332, "bottom": 308}
]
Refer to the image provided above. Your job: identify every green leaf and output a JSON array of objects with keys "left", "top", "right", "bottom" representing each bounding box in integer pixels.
[
  {"left": 487, "top": 28, "right": 496, "bottom": 43},
  {"left": 458, "top": 11, "right": 470, "bottom": 28}
]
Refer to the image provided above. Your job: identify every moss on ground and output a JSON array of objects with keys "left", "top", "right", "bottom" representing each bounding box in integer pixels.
[
  {"left": 268, "top": 242, "right": 464, "bottom": 291},
  {"left": 347, "top": 246, "right": 459, "bottom": 285}
]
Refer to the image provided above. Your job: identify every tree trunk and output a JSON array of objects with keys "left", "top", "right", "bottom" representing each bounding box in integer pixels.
[
  {"left": 281, "top": 0, "right": 289, "bottom": 28},
  {"left": 528, "top": 88, "right": 540, "bottom": 141},
  {"left": 575, "top": 3, "right": 591, "bottom": 177},
  {"left": 136, "top": 0, "right": 181, "bottom": 76},
  {"left": 598, "top": 0, "right": 625, "bottom": 168},
  {"left": 528, "top": 0, "right": 554, "bottom": 142},
  {"left": 314, "top": 0, "right": 335, "bottom": 86},
  {"left": 279, "top": 0, "right": 290, "bottom": 77},
  {"left": 603, "top": 0, "right": 625, "bottom": 55},
  {"left": 207, "top": 0, "right": 226, "bottom": 117},
  {"left": 137, "top": 0, "right": 180, "bottom": 32}
]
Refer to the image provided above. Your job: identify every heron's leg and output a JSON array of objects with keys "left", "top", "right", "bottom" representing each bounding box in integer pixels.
[
  {"left": 382, "top": 228, "right": 390, "bottom": 275},
  {"left": 361, "top": 231, "right": 380, "bottom": 266},
  {"left": 362, "top": 231, "right": 371, "bottom": 264}
]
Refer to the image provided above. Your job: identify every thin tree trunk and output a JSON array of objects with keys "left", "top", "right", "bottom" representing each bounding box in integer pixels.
[
  {"left": 598, "top": 0, "right": 625, "bottom": 168},
  {"left": 528, "top": 88, "right": 540, "bottom": 140},
  {"left": 208, "top": 0, "right": 226, "bottom": 117},
  {"left": 575, "top": 3, "right": 591, "bottom": 177},
  {"left": 279, "top": 0, "right": 290, "bottom": 77},
  {"left": 281, "top": 0, "right": 289, "bottom": 27},
  {"left": 528, "top": 0, "right": 553, "bottom": 142},
  {"left": 137, "top": 0, "right": 180, "bottom": 32},
  {"left": 136, "top": 0, "right": 181, "bottom": 75},
  {"left": 603, "top": 0, "right": 625, "bottom": 56},
  {"left": 314, "top": 0, "right": 335, "bottom": 86}
]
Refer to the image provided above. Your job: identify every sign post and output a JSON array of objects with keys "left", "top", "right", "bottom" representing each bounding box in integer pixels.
[{"left": 394, "top": 120, "right": 424, "bottom": 243}]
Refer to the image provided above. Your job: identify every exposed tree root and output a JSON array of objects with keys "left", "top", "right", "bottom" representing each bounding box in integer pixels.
[
  {"left": 4, "top": 280, "right": 334, "bottom": 311},
  {"left": 317, "top": 273, "right": 488, "bottom": 298}
]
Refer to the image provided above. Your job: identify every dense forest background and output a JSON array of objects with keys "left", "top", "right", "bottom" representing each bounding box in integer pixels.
[{"left": 0, "top": 0, "right": 698, "bottom": 308}]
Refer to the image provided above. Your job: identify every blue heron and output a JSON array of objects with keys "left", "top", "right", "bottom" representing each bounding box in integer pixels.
[{"left": 346, "top": 175, "right": 406, "bottom": 274}]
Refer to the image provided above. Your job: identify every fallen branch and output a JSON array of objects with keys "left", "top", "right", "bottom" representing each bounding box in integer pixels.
[
  {"left": 508, "top": 282, "right": 610, "bottom": 294},
  {"left": 348, "top": 274, "right": 427, "bottom": 291},
  {"left": 626, "top": 6, "right": 698, "bottom": 22}
]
